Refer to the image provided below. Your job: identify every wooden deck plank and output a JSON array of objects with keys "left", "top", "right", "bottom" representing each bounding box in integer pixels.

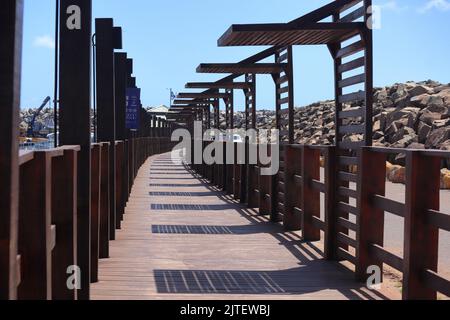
[{"left": 92, "top": 154, "right": 396, "bottom": 300}]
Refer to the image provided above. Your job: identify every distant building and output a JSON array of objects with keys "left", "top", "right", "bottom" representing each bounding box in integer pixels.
[{"left": 147, "top": 105, "right": 169, "bottom": 120}]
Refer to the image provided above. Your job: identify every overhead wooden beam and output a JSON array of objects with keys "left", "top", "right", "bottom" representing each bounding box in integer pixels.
[
  {"left": 197, "top": 63, "right": 287, "bottom": 74},
  {"left": 218, "top": 22, "right": 363, "bottom": 47},
  {"left": 177, "top": 92, "right": 230, "bottom": 99},
  {"left": 0, "top": 0, "right": 23, "bottom": 300},
  {"left": 172, "top": 99, "right": 212, "bottom": 105},
  {"left": 185, "top": 82, "right": 250, "bottom": 89},
  {"left": 199, "top": 46, "right": 280, "bottom": 96}
]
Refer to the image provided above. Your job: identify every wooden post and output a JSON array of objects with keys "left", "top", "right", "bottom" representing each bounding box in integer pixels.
[
  {"left": 99, "top": 143, "right": 110, "bottom": 259},
  {"left": 356, "top": 147, "right": 385, "bottom": 281},
  {"left": 240, "top": 141, "right": 248, "bottom": 203},
  {"left": 95, "top": 19, "right": 120, "bottom": 241},
  {"left": 59, "top": 0, "right": 92, "bottom": 300},
  {"left": 114, "top": 52, "right": 128, "bottom": 227},
  {"left": 284, "top": 146, "right": 302, "bottom": 230},
  {"left": 403, "top": 151, "right": 440, "bottom": 300},
  {"left": 302, "top": 147, "right": 321, "bottom": 239},
  {"left": 324, "top": 146, "right": 337, "bottom": 260},
  {"left": 114, "top": 52, "right": 127, "bottom": 142},
  {"left": 258, "top": 144, "right": 271, "bottom": 216},
  {"left": 233, "top": 142, "right": 241, "bottom": 200},
  {"left": 115, "top": 141, "right": 124, "bottom": 229},
  {"left": 18, "top": 151, "right": 53, "bottom": 300},
  {"left": 0, "top": 0, "right": 23, "bottom": 300},
  {"left": 247, "top": 144, "right": 260, "bottom": 209},
  {"left": 90, "top": 144, "right": 101, "bottom": 283},
  {"left": 51, "top": 148, "right": 78, "bottom": 300}
]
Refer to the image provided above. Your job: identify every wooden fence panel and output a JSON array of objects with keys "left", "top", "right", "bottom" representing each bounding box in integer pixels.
[{"left": 51, "top": 147, "right": 78, "bottom": 300}]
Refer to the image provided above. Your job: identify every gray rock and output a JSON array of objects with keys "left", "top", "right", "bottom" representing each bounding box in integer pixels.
[
  {"left": 392, "top": 134, "right": 417, "bottom": 148},
  {"left": 408, "top": 85, "right": 432, "bottom": 97},
  {"left": 433, "top": 118, "right": 450, "bottom": 130},
  {"left": 394, "top": 142, "right": 425, "bottom": 165},
  {"left": 418, "top": 122, "right": 431, "bottom": 143},
  {"left": 410, "top": 94, "right": 431, "bottom": 109},
  {"left": 420, "top": 111, "right": 442, "bottom": 126},
  {"left": 373, "top": 131, "right": 384, "bottom": 140},
  {"left": 392, "top": 126, "right": 416, "bottom": 144},
  {"left": 426, "top": 127, "right": 450, "bottom": 149}
]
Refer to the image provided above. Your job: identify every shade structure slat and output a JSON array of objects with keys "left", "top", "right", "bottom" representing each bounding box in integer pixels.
[
  {"left": 337, "top": 57, "right": 365, "bottom": 74},
  {"left": 218, "top": 22, "right": 364, "bottom": 46},
  {"left": 338, "top": 108, "right": 365, "bottom": 119},
  {"left": 196, "top": 63, "right": 287, "bottom": 74}
]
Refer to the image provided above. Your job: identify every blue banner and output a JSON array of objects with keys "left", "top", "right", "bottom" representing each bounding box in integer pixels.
[{"left": 126, "top": 88, "right": 141, "bottom": 130}]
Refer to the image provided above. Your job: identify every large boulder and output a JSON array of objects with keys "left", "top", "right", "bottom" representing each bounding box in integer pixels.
[
  {"left": 420, "top": 111, "right": 443, "bottom": 126},
  {"left": 410, "top": 94, "right": 431, "bottom": 108},
  {"left": 392, "top": 126, "right": 416, "bottom": 144},
  {"left": 418, "top": 122, "right": 432, "bottom": 143},
  {"left": 394, "top": 143, "right": 425, "bottom": 165},
  {"left": 387, "top": 164, "right": 406, "bottom": 184},
  {"left": 385, "top": 107, "right": 420, "bottom": 131},
  {"left": 408, "top": 85, "right": 432, "bottom": 98},
  {"left": 426, "top": 127, "right": 450, "bottom": 148},
  {"left": 392, "top": 134, "right": 417, "bottom": 149},
  {"left": 437, "top": 89, "right": 450, "bottom": 106},
  {"left": 441, "top": 169, "right": 450, "bottom": 190}
]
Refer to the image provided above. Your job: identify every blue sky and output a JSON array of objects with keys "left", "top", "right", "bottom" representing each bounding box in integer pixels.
[{"left": 21, "top": 0, "right": 450, "bottom": 111}]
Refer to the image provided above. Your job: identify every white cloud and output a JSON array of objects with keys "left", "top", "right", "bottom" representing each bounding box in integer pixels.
[
  {"left": 418, "top": 0, "right": 450, "bottom": 13},
  {"left": 378, "top": 1, "right": 409, "bottom": 12},
  {"left": 33, "top": 35, "right": 55, "bottom": 49}
]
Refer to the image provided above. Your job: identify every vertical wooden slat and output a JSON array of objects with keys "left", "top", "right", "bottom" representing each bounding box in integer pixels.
[
  {"left": 258, "top": 144, "right": 272, "bottom": 216},
  {"left": 284, "top": 146, "right": 302, "bottom": 230},
  {"left": 248, "top": 144, "right": 260, "bottom": 209},
  {"left": 324, "top": 147, "right": 337, "bottom": 260},
  {"left": 51, "top": 148, "right": 78, "bottom": 300},
  {"left": 59, "top": 0, "right": 92, "bottom": 300},
  {"left": 18, "top": 152, "right": 52, "bottom": 300},
  {"left": 99, "top": 143, "right": 110, "bottom": 259},
  {"left": 356, "top": 147, "right": 385, "bottom": 281},
  {"left": 403, "top": 151, "right": 440, "bottom": 300},
  {"left": 90, "top": 144, "right": 101, "bottom": 283},
  {"left": 302, "top": 147, "right": 321, "bottom": 239},
  {"left": 0, "top": 0, "right": 23, "bottom": 300}
]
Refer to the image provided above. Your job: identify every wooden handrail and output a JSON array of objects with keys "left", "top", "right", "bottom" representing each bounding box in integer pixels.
[{"left": 11, "top": 137, "right": 175, "bottom": 300}]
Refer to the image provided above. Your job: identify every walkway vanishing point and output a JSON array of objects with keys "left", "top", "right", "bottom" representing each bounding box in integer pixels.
[{"left": 91, "top": 153, "right": 396, "bottom": 300}]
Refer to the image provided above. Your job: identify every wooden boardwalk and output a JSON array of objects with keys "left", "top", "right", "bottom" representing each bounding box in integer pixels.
[{"left": 92, "top": 154, "right": 397, "bottom": 300}]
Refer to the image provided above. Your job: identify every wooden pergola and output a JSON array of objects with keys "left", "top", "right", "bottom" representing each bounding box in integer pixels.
[{"left": 179, "top": 0, "right": 373, "bottom": 231}]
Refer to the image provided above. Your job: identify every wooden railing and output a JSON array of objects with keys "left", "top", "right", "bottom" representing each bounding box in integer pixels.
[
  {"left": 358, "top": 147, "right": 450, "bottom": 300},
  {"left": 190, "top": 141, "right": 450, "bottom": 300},
  {"left": 16, "top": 136, "right": 174, "bottom": 300}
]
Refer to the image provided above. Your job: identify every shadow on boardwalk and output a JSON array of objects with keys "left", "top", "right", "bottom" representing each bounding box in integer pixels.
[
  {"left": 150, "top": 160, "right": 391, "bottom": 300},
  {"left": 92, "top": 154, "right": 396, "bottom": 300}
]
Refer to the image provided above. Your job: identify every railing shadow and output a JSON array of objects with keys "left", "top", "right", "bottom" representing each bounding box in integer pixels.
[{"left": 148, "top": 158, "right": 391, "bottom": 300}]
